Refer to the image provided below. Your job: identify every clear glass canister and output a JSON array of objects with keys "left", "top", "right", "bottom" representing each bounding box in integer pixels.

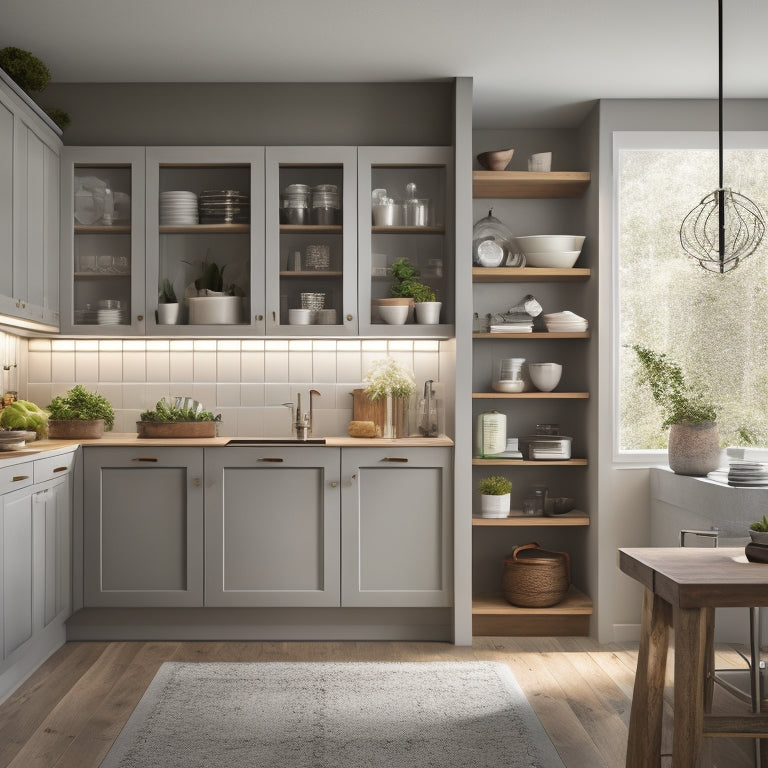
[{"left": 472, "top": 208, "right": 523, "bottom": 267}]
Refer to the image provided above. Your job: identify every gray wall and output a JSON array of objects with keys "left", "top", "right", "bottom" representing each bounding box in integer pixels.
[{"left": 41, "top": 82, "right": 454, "bottom": 146}]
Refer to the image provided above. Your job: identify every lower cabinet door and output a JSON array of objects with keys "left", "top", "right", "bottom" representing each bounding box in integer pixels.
[
  {"left": 204, "top": 447, "right": 341, "bottom": 607},
  {"left": 341, "top": 447, "right": 453, "bottom": 608},
  {"left": 83, "top": 447, "right": 204, "bottom": 607}
]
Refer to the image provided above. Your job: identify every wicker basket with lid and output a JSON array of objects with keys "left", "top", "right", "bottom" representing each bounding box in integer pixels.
[{"left": 502, "top": 542, "right": 570, "bottom": 608}]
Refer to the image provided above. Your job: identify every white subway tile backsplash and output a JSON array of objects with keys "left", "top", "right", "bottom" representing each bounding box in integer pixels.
[
  {"left": 99, "top": 351, "right": 123, "bottom": 382},
  {"left": 241, "top": 350, "right": 265, "bottom": 382},
  {"left": 216, "top": 383, "right": 241, "bottom": 407},
  {"left": 336, "top": 350, "right": 361, "bottom": 382},
  {"left": 145, "top": 384, "right": 172, "bottom": 407},
  {"left": 288, "top": 350, "right": 312, "bottom": 382},
  {"left": 193, "top": 351, "right": 216, "bottom": 381},
  {"left": 234, "top": 408, "right": 263, "bottom": 437},
  {"left": 169, "top": 350, "right": 194, "bottom": 382},
  {"left": 27, "top": 350, "right": 51, "bottom": 382},
  {"left": 191, "top": 383, "right": 217, "bottom": 409},
  {"left": 216, "top": 351, "right": 241, "bottom": 381},
  {"left": 262, "top": 406, "right": 293, "bottom": 436},
  {"left": 312, "top": 349, "right": 336, "bottom": 383},
  {"left": 122, "top": 350, "right": 147, "bottom": 382},
  {"left": 264, "top": 383, "right": 291, "bottom": 407},
  {"left": 51, "top": 351, "right": 76, "bottom": 381},
  {"left": 264, "top": 351, "right": 288, "bottom": 383},
  {"left": 75, "top": 351, "right": 99, "bottom": 381},
  {"left": 122, "top": 384, "right": 147, "bottom": 410},
  {"left": 96, "top": 383, "right": 123, "bottom": 408},
  {"left": 26, "top": 383, "right": 52, "bottom": 407},
  {"left": 240, "top": 383, "right": 265, "bottom": 407},
  {"left": 27, "top": 339, "right": 51, "bottom": 352}
]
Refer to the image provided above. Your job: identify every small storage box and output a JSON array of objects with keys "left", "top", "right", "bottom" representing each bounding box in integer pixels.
[{"left": 502, "top": 543, "right": 570, "bottom": 607}]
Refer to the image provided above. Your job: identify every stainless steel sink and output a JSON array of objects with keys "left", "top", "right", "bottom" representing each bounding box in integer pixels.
[{"left": 226, "top": 438, "right": 326, "bottom": 446}]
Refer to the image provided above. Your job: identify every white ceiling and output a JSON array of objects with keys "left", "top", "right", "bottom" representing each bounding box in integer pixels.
[{"left": 3, "top": 0, "right": 768, "bottom": 127}]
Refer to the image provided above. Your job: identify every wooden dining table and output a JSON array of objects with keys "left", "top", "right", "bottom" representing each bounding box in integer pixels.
[{"left": 619, "top": 547, "right": 768, "bottom": 767}]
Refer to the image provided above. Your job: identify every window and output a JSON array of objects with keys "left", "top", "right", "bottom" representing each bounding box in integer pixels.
[{"left": 615, "top": 132, "right": 768, "bottom": 458}]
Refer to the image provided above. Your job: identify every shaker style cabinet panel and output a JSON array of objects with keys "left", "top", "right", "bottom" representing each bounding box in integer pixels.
[
  {"left": 145, "top": 146, "right": 266, "bottom": 335},
  {"left": 357, "top": 146, "right": 454, "bottom": 336},
  {"left": 60, "top": 147, "right": 146, "bottom": 334},
  {"left": 264, "top": 146, "right": 357, "bottom": 335},
  {"left": 340, "top": 447, "right": 453, "bottom": 608},
  {"left": 204, "top": 447, "right": 341, "bottom": 607},
  {"left": 0, "top": 72, "right": 61, "bottom": 328},
  {"left": 82, "top": 447, "right": 204, "bottom": 607}
]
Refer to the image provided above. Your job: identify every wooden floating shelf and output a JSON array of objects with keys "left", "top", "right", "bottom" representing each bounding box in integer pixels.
[
  {"left": 473, "top": 332, "right": 590, "bottom": 340},
  {"left": 473, "top": 170, "right": 591, "bottom": 199},
  {"left": 279, "top": 271, "right": 344, "bottom": 278},
  {"left": 472, "top": 587, "right": 593, "bottom": 636},
  {"left": 280, "top": 224, "right": 342, "bottom": 234},
  {"left": 472, "top": 267, "right": 590, "bottom": 282},
  {"left": 160, "top": 224, "right": 250, "bottom": 234},
  {"left": 472, "top": 513, "right": 590, "bottom": 527},
  {"left": 472, "top": 458, "right": 588, "bottom": 467},
  {"left": 472, "top": 392, "right": 589, "bottom": 399},
  {"left": 74, "top": 225, "right": 131, "bottom": 235},
  {"left": 371, "top": 225, "right": 444, "bottom": 234}
]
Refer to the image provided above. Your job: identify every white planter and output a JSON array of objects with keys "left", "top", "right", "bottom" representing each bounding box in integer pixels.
[
  {"left": 668, "top": 421, "right": 720, "bottom": 476},
  {"left": 415, "top": 301, "right": 442, "bottom": 325},
  {"left": 156, "top": 303, "right": 180, "bottom": 325},
  {"left": 480, "top": 493, "right": 510, "bottom": 518},
  {"left": 187, "top": 296, "right": 242, "bottom": 325}
]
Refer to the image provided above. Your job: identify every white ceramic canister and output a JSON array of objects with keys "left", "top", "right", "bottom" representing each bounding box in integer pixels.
[{"left": 474, "top": 410, "right": 507, "bottom": 457}]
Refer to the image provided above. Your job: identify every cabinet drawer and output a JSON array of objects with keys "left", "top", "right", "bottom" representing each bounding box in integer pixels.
[
  {"left": 0, "top": 462, "right": 35, "bottom": 494},
  {"left": 34, "top": 452, "right": 76, "bottom": 484}
]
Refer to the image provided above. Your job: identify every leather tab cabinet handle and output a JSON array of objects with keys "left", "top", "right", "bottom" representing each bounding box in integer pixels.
[
  {"left": 12, "top": 474, "right": 30, "bottom": 482},
  {"left": 131, "top": 457, "right": 159, "bottom": 462},
  {"left": 258, "top": 457, "right": 284, "bottom": 463},
  {"left": 381, "top": 457, "right": 408, "bottom": 463}
]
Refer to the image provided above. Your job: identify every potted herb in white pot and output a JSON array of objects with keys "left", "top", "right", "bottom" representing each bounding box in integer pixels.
[
  {"left": 156, "top": 278, "right": 180, "bottom": 325},
  {"left": 184, "top": 258, "right": 242, "bottom": 324},
  {"left": 478, "top": 475, "right": 512, "bottom": 518}
]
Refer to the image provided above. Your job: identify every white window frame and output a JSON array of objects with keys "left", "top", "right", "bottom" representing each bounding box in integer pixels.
[{"left": 611, "top": 130, "right": 768, "bottom": 465}]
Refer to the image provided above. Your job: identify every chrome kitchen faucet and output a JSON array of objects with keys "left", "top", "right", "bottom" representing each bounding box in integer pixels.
[{"left": 284, "top": 389, "right": 321, "bottom": 440}]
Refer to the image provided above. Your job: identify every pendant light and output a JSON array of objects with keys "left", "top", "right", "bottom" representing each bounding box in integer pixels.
[{"left": 679, "top": 0, "right": 765, "bottom": 273}]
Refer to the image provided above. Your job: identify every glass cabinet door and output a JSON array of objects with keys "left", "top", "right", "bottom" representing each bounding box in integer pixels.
[
  {"left": 358, "top": 146, "right": 454, "bottom": 337},
  {"left": 265, "top": 147, "right": 357, "bottom": 335},
  {"left": 145, "top": 147, "right": 265, "bottom": 336},
  {"left": 60, "top": 147, "right": 146, "bottom": 334}
]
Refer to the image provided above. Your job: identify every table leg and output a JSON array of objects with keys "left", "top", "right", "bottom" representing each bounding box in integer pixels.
[
  {"left": 672, "top": 605, "right": 707, "bottom": 768},
  {"left": 627, "top": 587, "right": 671, "bottom": 768}
]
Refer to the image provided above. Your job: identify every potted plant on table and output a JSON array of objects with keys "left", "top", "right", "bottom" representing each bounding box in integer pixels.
[
  {"left": 749, "top": 516, "right": 768, "bottom": 545},
  {"left": 137, "top": 397, "right": 220, "bottom": 438},
  {"left": 363, "top": 356, "right": 416, "bottom": 438},
  {"left": 478, "top": 475, "right": 512, "bottom": 518},
  {"left": 156, "top": 278, "right": 180, "bottom": 325},
  {"left": 631, "top": 344, "right": 720, "bottom": 476},
  {"left": 47, "top": 385, "right": 115, "bottom": 439}
]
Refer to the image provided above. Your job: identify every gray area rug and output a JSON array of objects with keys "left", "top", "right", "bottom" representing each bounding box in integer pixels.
[{"left": 100, "top": 661, "right": 565, "bottom": 768}]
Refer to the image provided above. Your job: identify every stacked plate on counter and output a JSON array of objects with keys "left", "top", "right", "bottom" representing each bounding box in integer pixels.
[
  {"left": 0, "top": 431, "right": 27, "bottom": 451},
  {"left": 160, "top": 191, "right": 199, "bottom": 225},
  {"left": 727, "top": 461, "right": 768, "bottom": 487},
  {"left": 199, "top": 189, "right": 249, "bottom": 224},
  {"left": 542, "top": 310, "right": 588, "bottom": 333}
]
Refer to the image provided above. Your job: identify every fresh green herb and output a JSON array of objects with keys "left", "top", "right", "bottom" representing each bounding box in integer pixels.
[
  {"left": 139, "top": 397, "right": 218, "bottom": 423},
  {"left": 478, "top": 475, "right": 512, "bottom": 496},
  {"left": 750, "top": 515, "right": 768, "bottom": 533},
  {"left": 158, "top": 278, "right": 177, "bottom": 304},
  {"left": 389, "top": 257, "right": 436, "bottom": 302},
  {"left": 47, "top": 385, "right": 115, "bottom": 430}
]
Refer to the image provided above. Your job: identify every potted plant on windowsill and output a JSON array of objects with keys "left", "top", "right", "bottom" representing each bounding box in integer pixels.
[
  {"left": 631, "top": 344, "right": 720, "bottom": 476},
  {"left": 47, "top": 385, "right": 115, "bottom": 439},
  {"left": 184, "top": 257, "right": 242, "bottom": 324},
  {"left": 156, "top": 278, "right": 180, "bottom": 325},
  {"left": 478, "top": 475, "right": 512, "bottom": 518},
  {"left": 137, "top": 397, "right": 220, "bottom": 438}
]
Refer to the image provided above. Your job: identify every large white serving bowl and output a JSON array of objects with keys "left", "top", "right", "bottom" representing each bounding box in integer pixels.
[
  {"left": 515, "top": 235, "right": 585, "bottom": 253},
  {"left": 378, "top": 304, "right": 409, "bottom": 325},
  {"left": 524, "top": 250, "right": 581, "bottom": 268},
  {"left": 528, "top": 362, "right": 563, "bottom": 392}
]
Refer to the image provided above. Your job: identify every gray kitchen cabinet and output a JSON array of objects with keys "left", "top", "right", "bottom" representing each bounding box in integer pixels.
[
  {"left": 83, "top": 447, "right": 204, "bottom": 607},
  {"left": 0, "top": 70, "right": 61, "bottom": 329},
  {"left": 204, "top": 447, "right": 341, "bottom": 607},
  {"left": 265, "top": 146, "right": 358, "bottom": 335},
  {"left": 59, "top": 146, "right": 147, "bottom": 334},
  {"left": 340, "top": 446, "right": 453, "bottom": 608}
]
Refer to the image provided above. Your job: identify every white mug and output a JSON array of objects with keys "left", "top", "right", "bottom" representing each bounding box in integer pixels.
[
  {"left": 528, "top": 152, "right": 552, "bottom": 172},
  {"left": 288, "top": 308, "right": 311, "bottom": 325}
]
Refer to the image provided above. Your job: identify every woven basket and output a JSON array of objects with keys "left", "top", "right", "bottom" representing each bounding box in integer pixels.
[{"left": 502, "top": 542, "right": 570, "bottom": 608}]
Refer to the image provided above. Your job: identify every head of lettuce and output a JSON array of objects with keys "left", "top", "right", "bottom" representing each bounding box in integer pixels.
[{"left": 0, "top": 400, "right": 49, "bottom": 439}]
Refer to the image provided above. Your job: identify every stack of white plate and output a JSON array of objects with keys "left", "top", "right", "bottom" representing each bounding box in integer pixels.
[
  {"left": 96, "top": 308, "right": 128, "bottom": 325},
  {"left": 542, "top": 310, "right": 588, "bottom": 332},
  {"left": 728, "top": 461, "right": 768, "bottom": 487},
  {"left": 160, "top": 191, "right": 198, "bottom": 225}
]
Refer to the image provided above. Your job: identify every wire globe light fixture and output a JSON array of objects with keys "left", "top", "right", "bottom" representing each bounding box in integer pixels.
[{"left": 679, "top": 0, "right": 765, "bottom": 273}]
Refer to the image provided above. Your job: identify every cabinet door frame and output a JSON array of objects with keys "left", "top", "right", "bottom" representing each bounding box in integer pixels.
[
  {"left": 204, "top": 446, "right": 341, "bottom": 607},
  {"left": 145, "top": 146, "right": 266, "bottom": 336},
  {"left": 59, "top": 146, "right": 147, "bottom": 334},
  {"left": 264, "top": 146, "right": 358, "bottom": 335},
  {"left": 83, "top": 447, "right": 204, "bottom": 607},
  {"left": 341, "top": 446, "right": 453, "bottom": 608}
]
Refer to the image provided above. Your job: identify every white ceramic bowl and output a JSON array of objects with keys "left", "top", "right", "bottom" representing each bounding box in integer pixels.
[
  {"left": 515, "top": 235, "right": 585, "bottom": 254},
  {"left": 523, "top": 250, "right": 581, "bottom": 268},
  {"left": 378, "top": 304, "right": 409, "bottom": 325},
  {"left": 528, "top": 362, "right": 563, "bottom": 392},
  {"left": 492, "top": 379, "right": 525, "bottom": 393}
]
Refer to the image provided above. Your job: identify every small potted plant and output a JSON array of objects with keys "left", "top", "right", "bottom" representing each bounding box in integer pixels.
[
  {"left": 184, "top": 256, "right": 242, "bottom": 324},
  {"left": 47, "top": 385, "right": 115, "bottom": 439},
  {"left": 632, "top": 344, "right": 720, "bottom": 476},
  {"left": 391, "top": 257, "right": 441, "bottom": 324},
  {"left": 156, "top": 278, "right": 180, "bottom": 325},
  {"left": 363, "top": 356, "right": 416, "bottom": 438},
  {"left": 478, "top": 475, "right": 512, "bottom": 518},
  {"left": 749, "top": 516, "right": 768, "bottom": 545},
  {"left": 137, "top": 397, "right": 220, "bottom": 438}
]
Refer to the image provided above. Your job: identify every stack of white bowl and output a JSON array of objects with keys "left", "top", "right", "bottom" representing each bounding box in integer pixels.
[
  {"left": 542, "top": 310, "right": 588, "bottom": 333},
  {"left": 160, "top": 191, "right": 198, "bottom": 225},
  {"left": 514, "top": 235, "right": 585, "bottom": 268}
]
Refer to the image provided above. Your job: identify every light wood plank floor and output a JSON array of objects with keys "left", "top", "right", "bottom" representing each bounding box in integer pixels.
[{"left": 0, "top": 638, "right": 760, "bottom": 767}]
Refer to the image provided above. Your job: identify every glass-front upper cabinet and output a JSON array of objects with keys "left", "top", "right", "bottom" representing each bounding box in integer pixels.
[
  {"left": 265, "top": 147, "right": 357, "bottom": 335},
  {"left": 145, "top": 147, "right": 265, "bottom": 336},
  {"left": 60, "top": 147, "right": 146, "bottom": 335},
  {"left": 358, "top": 146, "right": 454, "bottom": 337}
]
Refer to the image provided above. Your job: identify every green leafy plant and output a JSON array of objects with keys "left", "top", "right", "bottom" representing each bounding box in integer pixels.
[
  {"left": 0, "top": 47, "right": 50, "bottom": 93},
  {"left": 389, "top": 257, "right": 436, "bottom": 302},
  {"left": 140, "top": 397, "right": 218, "bottom": 423},
  {"left": 363, "top": 356, "right": 416, "bottom": 400},
  {"left": 184, "top": 257, "right": 234, "bottom": 295},
  {"left": 631, "top": 344, "right": 717, "bottom": 428},
  {"left": 750, "top": 515, "right": 768, "bottom": 533},
  {"left": 47, "top": 385, "right": 115, "bottom": 430},
  {"left": 158, "top": 278, "right": 177, "bottom": 304},
  {"left": 478, "top": 475, "right": 512, "bottom": 496},
  {"left": 43, "top": 107, "right": 71, "bottom": 131},
  {"left": 0, "top": 399, "right": 49, "bottom": 438}
]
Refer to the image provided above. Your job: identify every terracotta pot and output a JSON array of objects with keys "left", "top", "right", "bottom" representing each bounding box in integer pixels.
[
  {"left": 48, "top": 419, "right": 105, "bottom": 439},
  {"left": 137, "top": 421, "right": 216, "bottom": 438},
  {"left": 668, "top": 421, "right": 720, "bottom": 476}
]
